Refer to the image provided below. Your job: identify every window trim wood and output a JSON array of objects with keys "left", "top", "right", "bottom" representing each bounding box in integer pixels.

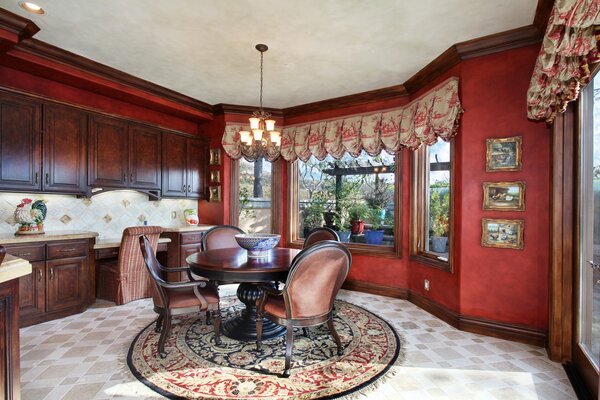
[
  {"left": 287, "top": 152, "right": 403, "bottom": 258},
  {"left": 410, "top": 140, "right": 454, "bottom": 272},
  {"left": 229, "top": 158, "right": 281, "bottom": 234}
]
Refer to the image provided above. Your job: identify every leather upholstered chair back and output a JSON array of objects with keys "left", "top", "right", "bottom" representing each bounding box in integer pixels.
[
  {"left": 117, "top": 226, "right": 162, "bottom": 305},
  {"left": 303, "top": 227, "right": 339, "bottom": 248},
  {"left": 284, "top": 240, "right": 350, "bottom": 319},
  {"left": 202, "top": 225, "right": 245, "bottom": 251}
]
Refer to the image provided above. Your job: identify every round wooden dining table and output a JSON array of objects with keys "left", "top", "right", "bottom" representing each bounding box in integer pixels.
[{"left": 186, "top": 247, "right": 301, "bottom": 342}]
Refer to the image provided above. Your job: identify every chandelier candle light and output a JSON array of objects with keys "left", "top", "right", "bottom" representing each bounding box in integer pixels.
[{"left": 239, "top": 44, "right": 281, "bottom": 160}]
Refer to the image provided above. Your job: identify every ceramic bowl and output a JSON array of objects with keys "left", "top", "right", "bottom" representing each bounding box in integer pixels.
[{"left": 235, "top": 233, "right": 281, "bottom": 258}]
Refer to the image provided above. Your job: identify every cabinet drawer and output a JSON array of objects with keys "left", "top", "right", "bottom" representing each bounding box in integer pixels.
[
  {"left": 96, "top": 248, "right": 119, "bottom": 260},
  {"left": 181, "top": 232, "right": 203, "bottom": 245},
  {"left": 47, "top": 241, "right": 88, "bottom": 259},
  {"left": 6, "top": 244, "right": 45, "bottom": 262}
]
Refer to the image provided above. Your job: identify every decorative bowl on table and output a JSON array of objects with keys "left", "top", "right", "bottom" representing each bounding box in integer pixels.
[{"left": 235, "top": 233, "right": 281, "bottom": 258}]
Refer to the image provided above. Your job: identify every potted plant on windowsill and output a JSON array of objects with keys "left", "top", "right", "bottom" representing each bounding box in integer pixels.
[
  {"left": 364, "top": 207, "right": 385, "bottom": 245},
  {"left": 348, "top": 204, "right": 369, "bottom": 234},
  {"left": 302, "top": 199, "right": 326, "bottom": 238},
  {"left": 332, "top": 212, "right": 351, "bottom": 243}
]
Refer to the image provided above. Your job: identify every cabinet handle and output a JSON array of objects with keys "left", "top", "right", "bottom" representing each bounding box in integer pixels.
[
  {"left": 49, "top": 268, "right": 54, "bottom": 280},
  {"left": 123, "top": 173, "right": 127, "bottom": 182},
  {"left": 59, "top": 248, "right": 76, "bottom": 252},
  {"left": 38, "top": 269, "right": 42, "bottom": 282},
  {"left": 188, "top": 185, "right": 191, "bottom": 193},
  {"left": 183, "top": 185, "right": 187, "bottom": 193},
  {"left": 45, "top": 172, "right": 49, "bottom": 185},
  {"left": 130, "top": 173, "right": 134, "bottom": 182},
  {"left": 35, "top": 172, "right": 39, "bottom": 184},
  {"left": 16, "top": 252, "right": 31, "bottom": 257},
  {"left": 112, "top": 251, "right": 118, "bottom": 255}
]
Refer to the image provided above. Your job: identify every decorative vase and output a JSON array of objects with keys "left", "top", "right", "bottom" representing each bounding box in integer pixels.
[
  {"left": 184, "top": 209, "right": 199, "bottom": 225},
  {"left": 430, "top": 236, "right": 448, "bottom": 253},
  {"left": 364, "top": 230, "right": 384, "bottom": 245},
  {"left": 350, "top": 220, "right": 364, "bottom": 234}
]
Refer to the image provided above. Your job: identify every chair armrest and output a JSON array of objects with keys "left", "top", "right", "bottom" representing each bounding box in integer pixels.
[
  {"left": 156, "top": 279, "right": 208, "bottom": 290},
  {"left": 258, "top": 284, "right": 283, "bottom": 296}
]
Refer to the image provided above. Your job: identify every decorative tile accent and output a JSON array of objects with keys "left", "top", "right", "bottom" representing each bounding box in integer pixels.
[
  {"left": 82, "top": 198, "right": 92, "bottom": 207},
  {"left": 102, "top": 214, "right": 112, "bottom": 224},
  {"left": 137, "top": 214, "right": 146, "bottom": 223},
  {"left": 121, "top": 199, "right": 131, "bottom": 208},
  {"left": 59, "top": 215, "right": 72, "bottom": 225}
]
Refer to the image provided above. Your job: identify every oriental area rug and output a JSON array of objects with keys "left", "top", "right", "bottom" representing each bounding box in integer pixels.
[{"left": 127, "top": 298, "right": 402, "bottom": 399}]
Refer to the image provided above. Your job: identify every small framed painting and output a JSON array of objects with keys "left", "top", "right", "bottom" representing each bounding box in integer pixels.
[
  {"left": 209, "top": 186, "right": 221, "bottom": 202},
  {"left": 482, "top": 181, "right": 525, "bottom": 211},
  {"left": 210, "top": 170, "right": 220, "bottom": 184},
  {"left": 486, "top": 136, "right": 522, "bottom": 172},
  {"left": 209, "top": 148, "right": 221, "bottom": 166},
  {"left": 481, "top": 218, "right": 524, "bottom": 250}
]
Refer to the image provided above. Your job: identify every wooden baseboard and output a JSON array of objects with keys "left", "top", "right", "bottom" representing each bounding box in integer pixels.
[{"left": 344, "top": 279, "right": 547, "bottom": 347}]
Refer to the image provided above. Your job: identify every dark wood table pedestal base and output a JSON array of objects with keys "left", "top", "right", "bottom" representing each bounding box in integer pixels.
[{"left": 221, "top": 282, "right": 286, "bottom": 342}]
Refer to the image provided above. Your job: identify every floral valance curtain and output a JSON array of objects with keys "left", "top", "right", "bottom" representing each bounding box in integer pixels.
[
  {"left": 527, "top": 0, "right": 600, "bottom": 122},
  {"left": 222, "top": 77, "right": 462, "bottom": 162}
]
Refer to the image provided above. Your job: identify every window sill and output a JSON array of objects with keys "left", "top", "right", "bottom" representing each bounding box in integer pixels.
[
  {"left": 288, "top": 240, "right": 401, "bottom": 259},
  {"left": 409, "top": 253, "right": 451, "bottom": 272}
]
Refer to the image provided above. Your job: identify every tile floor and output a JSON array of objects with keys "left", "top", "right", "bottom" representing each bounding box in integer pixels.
[{"left": 19, "top": 287, "right": 577, "bottom": 400}]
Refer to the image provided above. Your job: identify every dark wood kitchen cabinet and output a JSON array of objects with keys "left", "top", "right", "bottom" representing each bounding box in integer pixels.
[
  {"left": 89, "top": 115, "right": 161, "bottom": 191},
  {"left": 162, "top": 133, "right": 207, "bottom": 199},
  {"left": 43, "top": 104, "right": 88, "bottom": 194},
  {"left": 6, "top": 239, "right": 91, "bottom": 327},
  {"left": 0, "top": 278, "right": 21, "bottom": 400},
  {"left": 0, "top": 92, "right": 41, "bottom": 192},
  {"left": 159, "top": 231, "right": 204, "bottom": 281}
]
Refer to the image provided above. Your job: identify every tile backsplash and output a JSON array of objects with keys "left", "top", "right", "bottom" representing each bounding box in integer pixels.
[{"left": 0, "top": 191, "right": 198, "bottom": 239}]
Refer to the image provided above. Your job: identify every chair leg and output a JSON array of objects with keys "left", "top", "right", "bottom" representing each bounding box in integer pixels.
[
  {"left": 283, "top": 326, "right": 294, "bottom": 377},
  {"left": 302, "top": 327, "right": 311, "bottom": 339},
  {"left": 327, "top": 318, "right": 343, "bottom": 356},
  {"left": 155, "top": 313, "right": 164, "bottom": 333},
  {"left": 256, "top": 315, "right": 263, "bottom": 350},
  {"left": 211, "top": 309, "right": 222, "bottom": 345},
  {"left": 206, "top": 310, "right": 211, "bottom": 325},
  {"left": 158, "top": 312, "right": 172, "bottom": 358}
]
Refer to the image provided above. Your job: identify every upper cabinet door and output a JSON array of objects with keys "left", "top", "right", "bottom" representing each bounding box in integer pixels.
[
  {"left": 129, "top": 124, "right": 161, "bottom": 190},
  {"left": 43, "top": 104, "right": 87, "bottom": 194},
  {"left": 186, "top": 138, "right": 207, "bottom": 199},
  {"left": 0, "top": 93, "right": 41, "bottom": 191},
  {"left": 88, "top": 115, "right": 129, "bottom": 188},
  {"left": 162, "top": 133, "right": 187, "bottom": 197}
]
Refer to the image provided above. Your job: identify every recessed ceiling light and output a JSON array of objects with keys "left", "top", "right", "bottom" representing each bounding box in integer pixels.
[{"left": 19, "top": 1, "right": 45, "bottom": 15}]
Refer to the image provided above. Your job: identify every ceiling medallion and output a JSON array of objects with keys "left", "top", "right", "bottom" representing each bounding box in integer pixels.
[{"left": 239, "top": 44, "right": 281, "bottom": 161}]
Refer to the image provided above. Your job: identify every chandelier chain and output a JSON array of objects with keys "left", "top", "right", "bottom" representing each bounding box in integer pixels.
[{"left": 259, "top": 51, "right": 264, "bottom": 111}]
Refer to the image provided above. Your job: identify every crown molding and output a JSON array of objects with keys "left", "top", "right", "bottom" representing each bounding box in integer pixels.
[
  {"left": 282, "top": 84, "right": 408, "bottom": 119},
  {"left": 455, "top": 25, "right": 542, "bottom": 60},
  {"left": 212, "top": 103, "right": 284, "bottom": 118},
  {"left": 0, "top": 8, "right": 39, "bottom": 42}
]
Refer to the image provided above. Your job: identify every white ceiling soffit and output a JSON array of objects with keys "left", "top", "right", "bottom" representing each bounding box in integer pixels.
[{"left": 3, "top": 0, "right": 537, "bottom": 108}]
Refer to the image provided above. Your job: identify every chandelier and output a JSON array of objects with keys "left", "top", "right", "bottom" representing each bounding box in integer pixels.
[{"left": 239, "top": 44, "right": 281, "bottom": 160}]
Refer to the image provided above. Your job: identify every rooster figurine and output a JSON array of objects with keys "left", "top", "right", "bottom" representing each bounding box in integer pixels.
[{"left": 15, "top": 198, "right": 47, "bottom": 234}]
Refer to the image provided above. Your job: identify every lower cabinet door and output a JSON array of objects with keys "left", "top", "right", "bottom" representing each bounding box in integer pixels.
[
  {"left": 18, "top": 261, "right": 45, "bottom": 320},
  {"left": 179, "top": 243, "right": 202, "bottom": 281},
  {"left": 46, "top": 257, "right": 87, "bottom": 312}
]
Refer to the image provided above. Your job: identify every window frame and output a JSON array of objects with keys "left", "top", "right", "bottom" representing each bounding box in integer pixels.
[
  {"left": 287, "top": 152, "right": 403, "bottom": 258},
  {"left": 229, "top": 158, "right": 282, "bottom": 234},
  {"left": 410, "top": 140, "right": 454, "bottom": 271}
]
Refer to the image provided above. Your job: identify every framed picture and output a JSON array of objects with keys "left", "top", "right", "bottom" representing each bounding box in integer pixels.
[
  {"left": 209, "top": 148, "right": 221, "bottom": 166},
  {"left": 486, "top": 136, "right": 522, "bottom": 172},
  {"left": 209, "top": 186, "right": 221, "bottom": 202},
  {"left": 210, "top": 170, "right": 220, "bottom": 184},
  {"left": 481, "top": 218, "right": 524, "bottom": 249},
  {"left": 482, "top": 181, "right": 525, "bottom": 211}
]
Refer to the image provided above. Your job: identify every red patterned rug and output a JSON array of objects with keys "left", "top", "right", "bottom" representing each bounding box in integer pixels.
[{"left": 127, "top": 298, "right": 402, "bottom": 399}]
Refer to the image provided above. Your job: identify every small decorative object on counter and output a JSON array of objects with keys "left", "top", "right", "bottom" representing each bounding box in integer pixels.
[
  {"left": 15, "top": 198, "right": 47, "bottom": 235},
  {"left": 234, "top": 233, "right": 281, "bottom": 258},
  {"left": 184, "top": 209, "right": 199, "bottom": 226}
]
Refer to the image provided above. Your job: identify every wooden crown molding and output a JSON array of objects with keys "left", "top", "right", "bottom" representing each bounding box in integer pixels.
[
  {"left": 0, "top": 8, "right": 39, "bottom": 43},
  {"left": 282, "top": 84, "right": 408, "bottom": 119},
  {"left": 13, "top": 39, "right": 213, "bottom": 118},
  {"left": 212, "top": 103, "right": 284, "bottom": 118}
]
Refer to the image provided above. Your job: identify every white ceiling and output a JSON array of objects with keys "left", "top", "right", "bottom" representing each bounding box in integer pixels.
[{"left": 3, "top": 0, "right": 538, "bottom": 108}]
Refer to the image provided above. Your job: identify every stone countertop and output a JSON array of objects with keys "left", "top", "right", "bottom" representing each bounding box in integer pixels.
[
  {"left": 94, "top": 237, "right": 172, "bottom": 250},
  {"left": 0, "top": 254, "right": 32, "bottom": 283},
  {"left": 161, "top": 225, "right": 214, "bottom": 233},
  {"left": 0, "top": 230, "right": 99, "bottom": 245}
]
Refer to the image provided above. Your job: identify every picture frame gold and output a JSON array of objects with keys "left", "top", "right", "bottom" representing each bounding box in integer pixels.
[
  {"left": 208, "top": 186, "right": 221, "bottom": 202},
  {"left": 209, "top": 148, "right": 221, "bottom": 166},
  {"left": 210, "top": 170, "right": 220, "bottom": 184},
  {"left": 481, "top": 218, "right": 524, "bottom": 249},
  {"left": 482, "top": 181, "right": 525, "bottom": 211},
  {"left": 486, "top": 136, "right": 522, "bottom": 172}
]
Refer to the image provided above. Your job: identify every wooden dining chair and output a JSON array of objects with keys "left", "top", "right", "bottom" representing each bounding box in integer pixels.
[
  {"left": 139, "top": 235, "right": 222, "bottom": 358},
  {"left": 256, "top": 240, "right": 351, "bottom": 376},
  {"left": 303, "top": 227, "right": 339, "bottom": 248},
  {"left": 201, "top": 225, "right": 245, "bottom": 251}
]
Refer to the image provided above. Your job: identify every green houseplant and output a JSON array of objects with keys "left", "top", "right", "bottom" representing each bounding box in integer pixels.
[
  {"left": 302, "top": 198, "right": 326, "bottom": 237},
  {"left": 364, "top": 207, "right": 385, "bottom": 245},
  {"left": 348, "top": 203, "right": 369, "bottom": 234},
  {"left": 429, "top": 189, "right": 449, "bottom": 253}
]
